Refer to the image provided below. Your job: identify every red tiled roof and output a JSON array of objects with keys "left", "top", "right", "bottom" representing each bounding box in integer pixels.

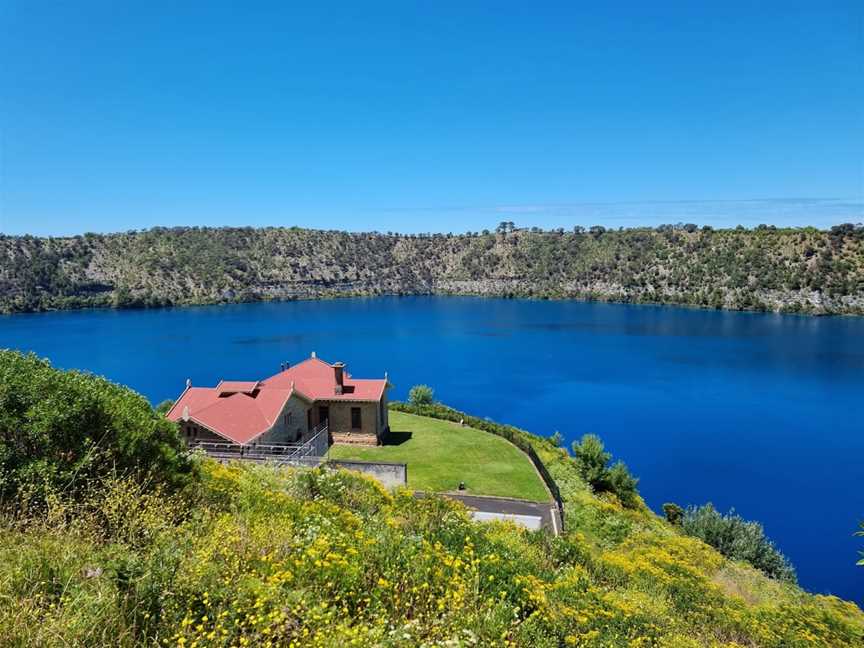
[
  {"left": 166, "top": 356, "right": 387, "bottom": 445},
  {"left": 191, "top": 392, "right": 273, "bottom": 445},
  {"left": 166, "top": 387, "right": 220, "bottom": 416},
  {"left": 264, "top": 358, "right": 388, "bottom": 402}
]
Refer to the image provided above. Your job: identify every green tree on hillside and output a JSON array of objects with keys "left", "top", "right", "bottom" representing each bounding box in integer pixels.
[
  {"left": 571, "top": 434, "right": 610, "bottom": 486},
  {"left": 571, "top": 433, "right": 640, "bottom": 508},
  {"left": 408, "top": 384, "right": 434, "bottom": 406}
]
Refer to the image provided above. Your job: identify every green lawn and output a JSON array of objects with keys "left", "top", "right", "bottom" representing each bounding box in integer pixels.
[{"left": 328, "top": 411, "right": 549, "bottom": 502}]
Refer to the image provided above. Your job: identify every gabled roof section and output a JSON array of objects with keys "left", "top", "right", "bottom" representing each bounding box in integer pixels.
[
  {"left": 192, "top": 392, "right": 272, "bottom": 445},
  {"left": 165, "top": 387, "right": 220, "bottom": 419},
  {"left": 264, "top": 357, "right": 388, "bottom": 402},
  {"left": 167, "top": 384, "right": 294, "bottom": 445}
]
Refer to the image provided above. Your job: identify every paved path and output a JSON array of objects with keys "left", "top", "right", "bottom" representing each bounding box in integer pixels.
[{"left": 414, "top": 491, "right": 561, "bottom": 535}]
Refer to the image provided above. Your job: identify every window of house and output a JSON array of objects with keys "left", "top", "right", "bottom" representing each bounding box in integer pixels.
[
  {"left": 285, "top": 411, "right": 292, "bottom": 427},
  {"left": 351, "top": 407, "right": 362, "bottom": 430}
]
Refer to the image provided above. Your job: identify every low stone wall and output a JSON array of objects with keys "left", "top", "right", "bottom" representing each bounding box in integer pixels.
[
  {"left": 331, "top": 432, "right": 378, "bottom": 446},
  {"left": 329, "top": 459, "right": 407, "bottom": 489}
]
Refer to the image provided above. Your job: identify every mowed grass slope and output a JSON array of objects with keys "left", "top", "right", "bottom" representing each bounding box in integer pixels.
[{"left": 328, "top": 411, "right": 549, "bottom": 501}]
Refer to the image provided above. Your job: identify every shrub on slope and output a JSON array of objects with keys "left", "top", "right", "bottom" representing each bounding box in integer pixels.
[
  {"left": 681, "top": 503, "right": 797, "bottom": 583},
  {"left": 0, "top": 350, "right": 193, "bottom": 506}
]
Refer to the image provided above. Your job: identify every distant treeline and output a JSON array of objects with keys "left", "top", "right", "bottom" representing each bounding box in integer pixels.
[{"left": 1, "top": 222, "right": 862, "bottom": 314}]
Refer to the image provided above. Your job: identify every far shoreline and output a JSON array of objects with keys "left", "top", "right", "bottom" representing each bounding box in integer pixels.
[{"left": 1, "top": 290, "right": 860, "bottom": 320}]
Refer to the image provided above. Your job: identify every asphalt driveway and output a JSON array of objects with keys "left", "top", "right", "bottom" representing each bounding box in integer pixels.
[{"left": 414, "top": 491, "right": 562, "bottom": 535}]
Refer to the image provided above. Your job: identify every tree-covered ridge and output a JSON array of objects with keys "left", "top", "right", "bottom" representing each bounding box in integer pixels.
[{"left": 2, "top": 223, "right": 863, "bottom": 314}]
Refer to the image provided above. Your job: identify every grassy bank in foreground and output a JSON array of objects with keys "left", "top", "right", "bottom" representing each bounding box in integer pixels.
[
  {"left": 1, "top": 350, "right": 862, "bottom": 646},
  {"left": 328, "top": 411, "right": 550, "bottom": 501}
]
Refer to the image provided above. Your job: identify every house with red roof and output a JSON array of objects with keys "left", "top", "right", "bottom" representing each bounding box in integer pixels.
[{"left": 166, "top": 353, "right": 390, "bottom": 448}]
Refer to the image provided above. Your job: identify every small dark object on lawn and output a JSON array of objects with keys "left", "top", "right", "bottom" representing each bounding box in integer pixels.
[{"left": 458, "top": 481, "right": 466, "bottom": 491}]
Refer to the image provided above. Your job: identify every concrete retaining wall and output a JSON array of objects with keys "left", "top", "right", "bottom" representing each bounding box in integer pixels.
[{"left": 329, "top": 459, "right": 407, "bottom": 489}]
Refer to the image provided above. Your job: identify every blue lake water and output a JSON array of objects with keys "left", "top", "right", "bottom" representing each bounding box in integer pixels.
[{"left": 1, "top": 296, "right": 862, "bottom": 602}]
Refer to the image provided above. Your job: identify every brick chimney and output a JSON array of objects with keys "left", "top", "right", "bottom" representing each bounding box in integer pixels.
[{"left": 333, "top": 362, "right": 345, "bottom": 395}]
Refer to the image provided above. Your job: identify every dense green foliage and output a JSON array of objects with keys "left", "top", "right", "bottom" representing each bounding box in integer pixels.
[
  {"left": 154, "top": 399, "right": 175, "bottom": 416},
  {"left": 0, "top": 350, "right": 194, "bottom": 507},
  {"left": 329, "top": 410, "right": 549, "bottom": 501},
  {"left": 570, "top": 434, "right": 640, "bottom": 509},
  {"left": 2, "top": 223, "right": 863, "bottom": 314},
  {"left": 681, "top": 504, "right": 797, "bottom": 584},
  {"left": 0, "top": 359, "right": 862, "bottom": 646},
  {"left": 662, "top": 502, "right": 685, "bottom": 526},
  {"left": 408, "top": 384, "right": 434, "bottom": 406}
]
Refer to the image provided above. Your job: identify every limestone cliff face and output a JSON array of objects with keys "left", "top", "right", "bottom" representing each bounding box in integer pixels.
[{"left": 2, "top": 225, "right": 862, "bottom": 314}]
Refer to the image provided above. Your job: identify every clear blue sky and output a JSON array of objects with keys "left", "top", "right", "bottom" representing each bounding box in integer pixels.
[{"left": 1, "top": 1, "right": 862, "bottom": 236}]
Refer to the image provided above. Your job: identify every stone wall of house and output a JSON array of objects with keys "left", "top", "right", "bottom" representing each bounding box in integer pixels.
[
  {"left": 179, "top": 421, "right": 225, "bottom": 444},
  {"left": 319, "top": 400, "right": 381, "bottom": 437},
  {"left": 257, "top": 393, "right": 310, "bottom": 444},
  {"left": 379, "top": 392, "right": 389, "bottom": 432}
]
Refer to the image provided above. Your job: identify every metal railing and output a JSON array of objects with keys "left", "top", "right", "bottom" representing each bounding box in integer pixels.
[{"left": 189, "top": 424, "right": 330, "bottom": 465}]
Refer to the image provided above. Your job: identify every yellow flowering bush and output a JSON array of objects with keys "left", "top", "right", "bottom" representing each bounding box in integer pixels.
[{"left": 0, "top": 457, "right": 862, "bottom": 647}]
